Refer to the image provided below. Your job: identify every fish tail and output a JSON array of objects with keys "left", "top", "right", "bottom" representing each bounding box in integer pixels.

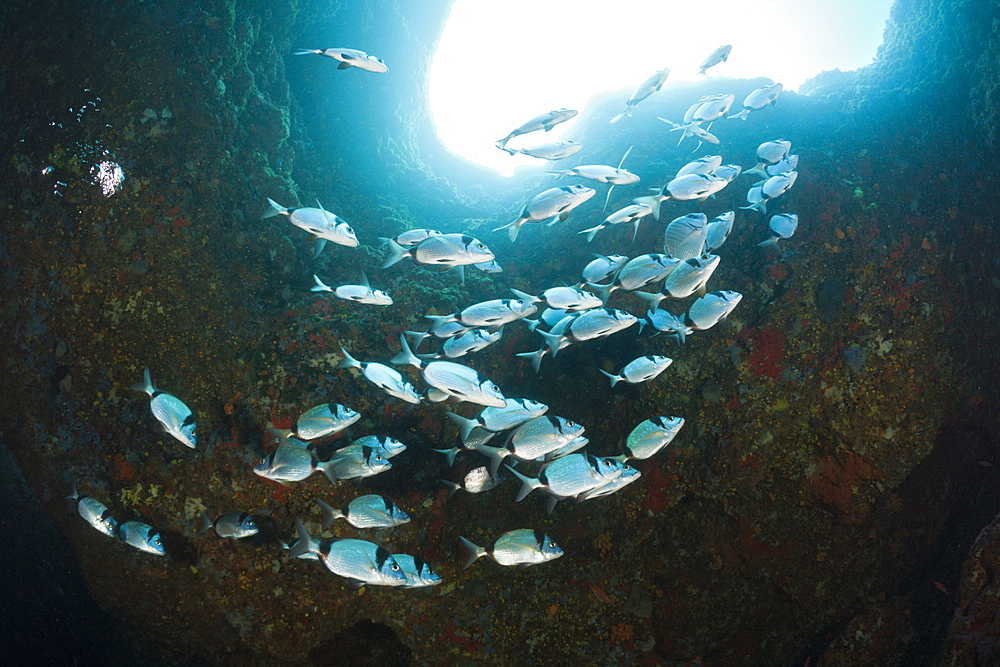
[
  {"left": 505, "top": 465, "right": 541, "bottom": 502},
  {"left": 293, "top": 48, "right": 318, "bottom": 56},
  {"left": 316, "top": 498, "right": 342, "bottom": 530},
  {"left": 609, "top": 110, "right": 626, "bottom": 125},
  {"left": 515, "top": 348, "right": 547, "bottom": 374},
  {"left": 381, "top": 238, "right": 411, "bottom": 269},
  {"left": 632, "top": 194, "right": 662, "bottom": 221},
  {"left": 458, "top": 536, "right": 487, "bottom": 569},
  {"left": 728, "top": 109, "right": 750, "bottom": 121},
  {"left": 598, "top": 369, "right": 620, "bottom": 387},
  {"left": 310, "top": 274, "right": 333, "bottom": 293},
  {"left": 199, "top": 511, "right": 214, "bottom": 534},
  {"left": 432, "top": 447, "right": 460, "bottom": 467},
  {"left": 444, "top": 412, "right": 477, "bottom": 444},
  {"left": 579, "top": 224, "right": 603, "bottom": 243},
  {"left": 545, "top": 170, "right": 569, "bottom": 178},
  {"left": 440, "top": 478, "right": 461, "bottom": 500},
  {"left": 508, "top": 288, "right": 538, "bottom": 305},
  {"left": 757, "top": 237, "right": 781, "bottom": 251},
  {"left": 315, "top": 459, "right": 341, "bottom": 485},
  {"left": 131, "top": 367, "right": 154, "bottom": 395},
  {"left": 471, "top": 441, "right": 507, "bottom": 478},
  {"left": 587, "top": 281, "right": 615, "bottom": 305},
  {"left": 336, "top": 347, "right": 361, "bottom": 370},
  {"left": 288, "top": 519, "right": 318, "bottom": 559},
  {"left": 390, "top": 335, "right": 421, "bottom": 368},
  {"left": 498, "top": 144, "right": 516, "bottom": 155},
  {"left": 545, "top": 495, "right": 560, "bottom": 515},
  {"left": 632, "top": 289, "right": 664, "bottom": 311},
  {"left": 492, "top": 218, "right": 524, "bottom": 243},
  {"left": 740, "top": 200, "right": 767, "bottom": 214},
  {"left": 537, "top": 330, "right": 564, "bottom": 358},
  {"left": 262, "top": 197, "right": 286, "bottom": 218}
]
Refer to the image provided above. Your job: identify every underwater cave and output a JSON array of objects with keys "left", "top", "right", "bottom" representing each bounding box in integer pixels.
[{"left": 1, "top": 0, "right": 999, "bottom": 664}]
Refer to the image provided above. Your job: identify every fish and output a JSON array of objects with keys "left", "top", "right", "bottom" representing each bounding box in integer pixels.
[
  {"left": 289, "top": 520, "right": 407, "bottom": 587},
  {"left": 292, "top": 403, "right": 361, "bottom": 440},
  {"left": 581, "top": 464, "right": 642, "bottom": 500},
  {"left": 599, "top": 355, "right": 673, "bottom": 387},
  {"left": 581, "top": 254, "right": 629, "bottom": 285},
  {"left": 446, "top": 399, "right": 549, "bottom": 445},
  {"left": 337, "top": 347, "right": 422, "bottom": 404},
  {"left": 750, "top": 140, "right": 793, "bottom": 172},
  {"left": 317, "top": 495, "right": 410, "bottom": 529},
  {"left": 458, "top": 529, "right": 563, "bottom": 569},
  {"left": 729, "top": 82, "right": 783, "bottom": 120},
  {"left": 393, "top": 336, "right": 507, "bottom": 408},
  {"left": 311, "top": 273, "right": 392, "bottom": 306},
  {"left": 741, "top": 171, "right": 798, "bottom": 213},
  {"left": 663, "top": 213, "right": 709, "bottom": 260},
  {"left": 499, "top": 140, "right": 583, "bottom": 160},
  {"left": 66, "top": 481, "right": 117, "bottom": 538},
  {"left": 538, "top": 308, "right": 638, "bottom": 357},
  {"left": 254, "top": 444, "right": 320, "bottom": 484},
  {"left": 675, "top": 155, "right": 723, "bottom": 178},
  {"left": 617, "top": 416, "right": 685, "bottom": 460},
  {"left": 495, "top": 108, "right": 578, "bottom": 148},
  {"left": 747, "top": 153, "right": 799, "bottom": 179},
  {"left": 758, "top": 213, "right": 799, "bottom": 251},
  {"left": 610, "top": 68, "right": 670, "bottom": 123},
  {"left": 588, "top": 254, "right": 679, "bottom": 302},
  {"left": 579, "top": 204, "right": 652, "bottom": 242},
  {"left": 293, "top": 47, "right": 388, "bottom": 73},
  {"left": 473, "top": 259, "right": 504, "bottom": 273},
  {"left": 117, "top": 520, "right": 166, "bottom": 556},
  {"left": 546, "top": 165, "right": 640, "bottom": 185},
  {"left": 132, "top": 368, "right": 197, "bottom": 449},
  {"left": 199, "top": 511, "right": 258, "bottom": 539},
  {"left": 263, "top": 198, "right": 359, "bottom": 255},
  {"left": 427, "top": 327, "right": 504, "bottom": 360},
  {"left": 689, "top": 93, "right": 735, "bottom": 123},
  {"left": 473, "top": 416, "right": 585, "bottom": 476},
  {"left": 424, "top": 298, "right": 536, "bottom": 329},
  {"left": 542, "top": 434, "right": 590, "bottom": 461},
  {"left": 658, "top": 117, "right": 721, "bottom": 149},
  {"left": 525, "top": 308, "right": 570, "bottom": 332},
  {"left": 405, "top": 320, "right": 472, "bottom": 349},
  {"left": 386, "top": 229, "right": 444, "bottom": 246},
  {"left": 506, "top": 454, "right": 624, "bottom": 510},
  {"left": 641, "top": 308, "right": 688, "bottom": 343},
  {"left": 494, "top": 185, "right": 596, "bottom": 242},
  {"left": 633, "top": 254, "right": 721, "bottom": 308},
  {"left": 393, "top": 554, "right": 443, "bottom": 587},
  {"left": 382, "top": 234, "right": 494, "bottom": 270},
  {"left": 705, "top": 211, "right": 736, "bottom": 251},
  {"left": 441, "top": 466, "right": 506, "bottom": 498},
  {"left": 714, "top": 164, "right": 743, "bottom": 182},
  {"left": 686, "top": 290, "right": 743, "bottom": 331},
  {"left": 344, "top": 434, "right": 408, "bottom": 459},
  {"left": 634, "top": 173, "right": 728, "bottom": 220},
  {"left": 510, "top": 287, "right": 602, "bottom": 312},
  {"left": 318, "top": 443, "right": 393, "bottom": 483},
  {"left": 698, "top": 44, "right": 732, "bottom": 75}
]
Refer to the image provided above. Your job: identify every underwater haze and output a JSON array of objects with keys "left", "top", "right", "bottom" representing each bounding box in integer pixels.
[{"left": 1, "top": 0, "right": 1000, "bottom": 665}]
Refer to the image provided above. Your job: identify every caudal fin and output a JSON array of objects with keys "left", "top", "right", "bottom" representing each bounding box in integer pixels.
[
  {"left": 287, "top": 519, "right": 319, "bottom": 559},
  {"left": 262, "top": 197, "right": 286, "bottom": 218},
  {"left": 505, "top": 465, "right": 541, "bottom": 502},
  {"left": 317, "top": 498, "right": 343, "bottom": 530},
  {"left": 598, "top": 369, "right": 621, "bottom": 387},
  {"left": 381, "top": 239, "right": 411, "bottom": 269},
  {"left": 493, "top": 218, "right": 525, "bottom": 243},
  {"left": 445, "top": 412, "right": 478, "bottom": 444},
  {"left": 391, "top": 335, "right": 421, "bottom": 368},
  {"left": 579, "top": 224, "right": 604, "bottom": 243},
  {"left": 458, "top": 536, "right": 487, "bottom": 569},
  {"left": 336, "top": 347, "right": 361, "bottom": 370}
]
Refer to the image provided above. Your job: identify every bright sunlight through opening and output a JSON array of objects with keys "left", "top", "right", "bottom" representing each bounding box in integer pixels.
[{"left": 429, "top": 0, "right": 894, "bottom": 176}]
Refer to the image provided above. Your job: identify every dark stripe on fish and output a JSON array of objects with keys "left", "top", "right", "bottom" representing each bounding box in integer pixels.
[{"left": 375, "top": 546, "right": 391, "bottom": 570}]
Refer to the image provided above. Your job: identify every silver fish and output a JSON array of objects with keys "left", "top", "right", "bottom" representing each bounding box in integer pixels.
[
  {"left": 473, "top": 416, "right": 585, "bottom": 475},
  {"left": 641, "top": 308, "right": 688, "bottom": 343},
  {"left": 263, "top": 198, "right": 358, "bottom": 252},
  {"left": 579, "top": 203, "right": 652, "bottom": 242},
  {"left": 658, "top": 117, "right": 721, "bottom": 149},
  {"left": 393, "top": 554, "right": 443, "bottom": 587},
  {"left": 610, "top": 67, "right": 670, "bottom": 123},
  {"left": 589, "top": 254, "right": 679, "bottom": 302},
  {"left": 686, "top": 290, "right": 743, "bottom": 331},
  {"left": 424, "top": 298, "right": 536, "bottom": 329},
  {"left": 759, "top": 213, "right": 799, "bottom": 251},
  {"left": 499, "top": 140, "right": 583, "bottom": 160},
  {"left": 199, "top": 511, "right": 258, "bottom": 539},
  {"left": 507, "top": 453, "right": 623, "bottom": 506},
  {"left": 66, "top": 481, "right": 117, "bottom": 538},
  {"left": 293, "top": 47, "right": 388, "bottom": 73},
  {"left": 337, "top": 348, "right": 421, "bottom": 404},
  {"left": 741, "top": 171, "right": 798, "bottom": 213},
  {"left": 495, "top": 185, "right": 596, "bottom": 242},
  {"left": 705, "top": 211, "right": 736, "bottom": 251},
  {"left": 538, "top": 308, "right": 638, "bottom": 356},
  {"left": 345, "top": 434, "right": 407, "bottom": 459},
  {"left": 311, "top": 273, "right": 392, "bottom": 306},
  {"left": 393, "top": 336, "right": 507, "bottom": 408},
  {"left": 698, "top": 44, "right": 732, "bottom": 75},
  {"left": 405, "top": 320, "right": 471, "bottom": 349},
  {"left": 388, "top": 229, "right": 444, "bottom": 246},
  {"left": 748, "top": 153, "right": 799, "bottom": 179},
  {"left": 441, "top": 466, "right": 506, "bottom": 498},
  {"left": 429, "top": 327, "right": 504, "bottom": 360},
  {"left": 510, "top": 287, "right": 602, "bottom": 312},
  {"left": 319, "top": 443, "right": 393, "bottom": 482},
  {"left": 293, "top": 403, "right": 361, "bottom": 440},
  {"left": 633, "top": 254, "right": 720, "bottom": 308},
  {"left": 714, "top": 164, "right": 743, "bottom": 182},
  {"left": 445, "top": 399, "right": 549, "bottom": 444},
  {"left": 752, "top": 140, "right": 793, "bottom": 169},
  {"left": 634, "top": 173, "right": 728, "bottom": 220},
  {"left": 254, "top": 444, "right": 319, "bottom": 484},
  {"left": 581, "top": 254, "right": 628, "bottom": 284},
  {"left": 318, "top": 495, "right": 410, "bottom": 529},
  {"left": 495, "top": 108, "right": 578, "bottom": 148},
  {"left": 599, "top": 355, "right": 673, "bottom": 387},
  {"left": 690, "top": 93, "right": 735, "bottom": 123},
  {"left": 133, "top": 368, "right": 196, "bottom": 449},
  {"left": 675, "top": 155, "right": 723, "bottom": 178},
  {"left": 729, "top": 82, "right": 783, "bottom": 120},
  {"left": 618, "top": 416, "right": 685, "bottom": 460},
  {"left": 663, "top": 213, "right": 708, "bottom": 260},
  {"left": 542, "top": 434, "right": 590, "bottom": 461},
  {"left": 289, "top": 520, "right": 407, "bottom": 587},
  {"left": 473, "top": 259, "right": 504, "bottom": 273},
  {"left": 581, "top": 464, "right": 642, "bottom": 500},
  {"left": 547, "top": 165, "right": 639, "bottom": 185},
  {"left": 459, "top": 529, "right": 563, "bottom": 568},
  {"left": 382, "top": 234, "right": 494, "bottom": 269},
  {"left": 117, "top": 520, "right": 166, "bottom": 556}
]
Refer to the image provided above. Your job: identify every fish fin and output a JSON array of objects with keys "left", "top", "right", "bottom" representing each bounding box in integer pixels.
[
  {"left": 598, "top": 369, "right": 620, "bottom": 387},
  {"left": 199, "top": 511, "right": 214, "bottom": 534},
  {"left": 555, "top": 213, "right": 569, "bottom": 224},
  {"left": 505, "top": 465, "right": 540, "bottom": 502},
  {"left": 515, "top": 348, "right": 547, "bottom": 374},
  {"left": 609, "top": 111, "right": 625, "bottom": 124},
  {"left": 132, "top": 367, "right": 154, "bottom": 395},
  {"left": 262, "top": 197, "right": 286, "bottom": 218},
  {"left": 545, "top": 495, "right": 560, "bottom": 515},
  {"left": 440, "top": 479, "right": 461, "bottom": 500},
  {"left": 431, "top": 447, "right": 460, "bottom": 467},
  {"left": 381, "top": 239, "right": 410, "bottom": 268},
  {"left": 337, "top": 61, "right": 352, "bottom": 70},
  {"left": 293, "top": 49, "right": 318, "bottom": 56},
  {"left": 492, "top": 218, "right": 523, "bottom": 242},
  {"left": 509, "top": 288, "right": 537, "bottom": 305},
  {"left": 391, "top": 335, "right": 421, "bottom": 368},
  {"left": 312, "top": 238, "right": 327, "bottom": 258},
  {"left": 315, "top": 459, "right": 341, "bottom": 484},
  {"left": 317, "top": 498, "right": 342, "bottom": 530},
  {"left": 586, "top": 281, "right": 615, "bottom": 305},
  {"left": 454, "top": 264, "right": 465, "bottom": 285},
  {"left": 470, "top": 442, "right": 507, "bottom": 478},
  {"left": 757, "top": 237, "right": 781, "bottom": 251},
  {"left": 603, "top": 185, "right": 615, "bottom": 212},
  {"left": 537, "top": 330, "right": 564, "bottom": 358},
  {"left": 579, "top": 224, "right": 603, "bottom": 243},
  {"left": 444, "top": 412, "right": 477, "bottom": 444},
  {"left": 545, "top": 170, "right": 569, "bottom": 177},
  {"left": 458, "top": 536, "right": 486, "bottom": 569},
  {"left": 632, "top": 289, "right": 665, "bottom": 311},
  {"left": 287, "top": 519, "right": 317, "bottom": 559},
  {"left": 345, "top": 579, "right": 366, "bottom": 589},
  {"left": 336, "top": 347, "right": 361, "bottom": 370},
  {"left": 310, "top": 274, "right": 332, "bottom": 293},
  {"left": 424, "top": 388, "right": 450, "bottom": 403}
]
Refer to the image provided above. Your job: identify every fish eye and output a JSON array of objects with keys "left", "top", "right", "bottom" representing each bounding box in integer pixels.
[
  {"left": 476, "top": 243, "right": 486, "bottom": 250},
  {"left": 346, "top": 226, "right": 354, "bottom": 234},
  {"left": 391, "top": 563, "right": 400, "bottom": 571},
  {"left": 603, "top": 460, "right": 613, "bottom": 467},
  {"left": 567, "top": 420, "right": 576, "bottom": 427},
  {"left": 548, "top": 541, "right": 557, "bottom": 548},
  {"left": 154, "top": 539, "right": 162, "bottom": 546},
  {"left": 624, "top": 465, "right": 633, "bottom": 471}
]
